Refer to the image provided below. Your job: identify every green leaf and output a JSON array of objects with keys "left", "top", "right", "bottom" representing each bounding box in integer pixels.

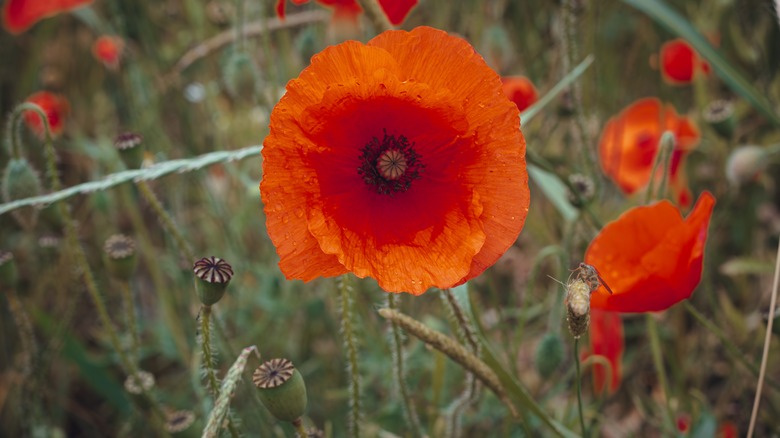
[
  {"left": 622, "top": 0, "right": 780, "bottom": 127},
  {"left": 528, "top": 164, "right": 578, "bottom": 222}
]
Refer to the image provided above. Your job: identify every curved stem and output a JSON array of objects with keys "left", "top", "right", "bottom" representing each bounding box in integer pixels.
[
  {"left": 574, "top": 338, "right": 587, "bottom": 437},
  {"left": 338, "top": 275, "right": 361, "bottom": 438},
  {"left": 645, "top": 315, "right": 675, "bottom": 432}
]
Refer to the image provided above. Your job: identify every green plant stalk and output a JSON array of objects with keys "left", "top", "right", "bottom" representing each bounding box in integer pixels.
[
  {"left": 202, "top": 346, "right": 259, "bottom": 438},
  {"left": 442, "top": 289, "right": 480, "bottom": 353},
  {"left": 293, "top": 418, "right": 307, "bottom": 438},
  {"left": 355, "top": 0, "right": 393, "bottom": 32},
  {"left": 338, "top": 275, "right": 361, "bottom": 438},
  {"left": 199, "top": 305, "right": 239, "bottom": 438},
  {"left": 5, "top": 103, "right": 46, "bottom": 159},
  {"left": 136, "top": 180, "right": 195, "bottom": 264},
  {"left": 386, "top": 294, "right": 425, "bottom": 436},
  {"left": 119, "top": 280, "right": 140, "bottom": 364},
  {"left": 644, "top": 131, "right": 674, "bottom": 205},
  {"left": 6, "top": 289, "right": 37, "bottom": 377},
  {"left": 574, "top": 338, "right": 587, "bottom": 437},
  {"left": 645, "top": 315, "right": 676, "bottom": 432},
  {"left": 683, "top": 301, "right": 780, "bottom": 391}
]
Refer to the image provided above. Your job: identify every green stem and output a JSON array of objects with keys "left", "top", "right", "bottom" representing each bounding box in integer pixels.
[
  {"left": 386, "top": 294, "right": 425, "bottom": 436},
  {"left": 120, "top": 280, "right": 140, "bottom": 364},
  {"left": 6, "top": 289, "right": 37, "bottom": 377},
  {"left": 199, "top": 305, "right": 240, "bottom": 438},
  {"left": 338, "top": 275, "right": 361, "bottom": 438},
  {"left": 136, "top": 180, "right": 195, "bottom": 264},
  {"left": 574, "top": 338, "right": 587, "bottom": 437},
  {"left": 645, "top": 315, "right": 676, "bottom": 432},
  {"left": 5, "top": 103, "right": 49, "bottom": 159},
  {"left": 645, "top": 131, "right": 674, "bottom": 205}
]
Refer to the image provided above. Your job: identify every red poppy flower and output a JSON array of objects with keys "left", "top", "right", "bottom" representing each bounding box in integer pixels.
[
  {"left": 501, "top": 76, "right": 538, "bottom": 112},
  {"left": 660, "top": 38, "right": 710, "bottom": 85},
  {"left": 23, "top": 91, "right": 69, "bottom": 139},
  {"left": 585, "top": 308, "right": 624, "bottom": 393},
  {"left": 260, "top": 26, "right": 529, "bottom": 294},
  {"left": 92, "top": 35, "right": 124, "bottom": 70},
  {"left": 598, "top": 98, "right": 700, "bottom": 208},
  {"left": 276, "top": 0, "right": 417, "bottom": 26},
  {"left": 585, "top": 191, "right": 715, "bottom": 313},
  {"left": 2, "top": 0, "right": 93, "bottom": 34}
]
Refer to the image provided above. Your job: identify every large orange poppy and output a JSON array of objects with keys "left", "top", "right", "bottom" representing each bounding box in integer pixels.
[
  {"left": 585, "top": 191, "right": 715, "bottom": 312},
  {"left": 501, "top": 76, "right": 538, "bottom": 112},
  {"left": 2, "top": 0, "right": 93, "bottom": 34},
  {"left": 23, "top": 91, "right": 69, "bottom": 139},
  {"left": 260, "top": 26, "right": 529, "bottom": 294},
  {"left": 276, "top": 0, "right": 417, "bottom": 26},
  {"left": 598, "top": 98, "right": 700, "bottom": 208},
  {"left": 660, "top": 38, "right": 710, "bottom": 85}
]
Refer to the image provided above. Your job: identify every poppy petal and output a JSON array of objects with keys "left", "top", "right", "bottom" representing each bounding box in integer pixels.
[
  {"left": 22, "top": 91, "right": 69, "bottom": 139},
  {"left": 586, "top": 191, "right": 715, "bottom": 312},
  {"left": 377, "top": 0, "right": 417, "bottom": 25},
  {"left": 3, "top": 0, "right": 93, "bottom": 34},
  {"left": 587, "top": 308, "right": 624, "bottom": 393}
]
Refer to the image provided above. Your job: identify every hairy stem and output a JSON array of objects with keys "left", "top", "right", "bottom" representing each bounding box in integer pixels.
[
  {"left": 120, "top": 280, "right": 140, "bottom": 364},
  {"left": 136, "top": 180, "right": 195, "bottom": 264},
  {"left": 574, "top": 338, "right": 587, "bottom": 437},
  {"left": 386, "top": 294, "right": 425, "bottom": 436},
  {"left": 338, "top": 275, "right": 361, "bottom": 438}
]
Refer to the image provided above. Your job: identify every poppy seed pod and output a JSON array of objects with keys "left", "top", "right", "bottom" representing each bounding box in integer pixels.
[
  {"left": 565, "top": 279, "right": 590, "bottom": 338},
  {"left": 253, "top": 358, "right": 308, "bottom": 422},
  {"left": 703, "top": 100, "right": 735, "bottom": 140},
  {"left": 726, "top": 145, "right": 767, "bottom": 187},
  {"left": 193, "top": 256, "right": 233, "bottom": 306},
  {"left": 103, "top": 234, "right": 137, "bottom": 281},
  {"left": 0, "top": 251, "right": 18, "bottom": 289},
  {"left": 114, "top": 132, "right": 144, "bottom": 169},
  {"left": 534, "top": 332, "right": 564, "bottom": 379},
  {"left": 2, "top": 158, "right": 43, "bottom": 230}
]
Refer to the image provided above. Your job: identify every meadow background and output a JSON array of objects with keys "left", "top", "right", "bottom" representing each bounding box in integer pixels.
[{"left": 1, "top": 0, "right": 780, "bottom": 436}]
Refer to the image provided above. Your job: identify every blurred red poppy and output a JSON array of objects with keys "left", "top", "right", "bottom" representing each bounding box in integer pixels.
[
  {"left": 584, "top": 308, "right": 623, "bottom": 393},
  {"left": 23, "top": 91, "right": 69, "bottom": 139},
  {"left": 2, "top": 0, "right": 93, "bottom": 34},
  {"left": 598, "top": 97, "right": 700, "bottom": 208},
  {"left": 660, "top": 38, "right": 710, "bottom": 85},
  {"left": 260, "top": 27, "right": 529, "bottom": 294},
  {"left": 585, "top": 191, "right": 715, "bottom": 312},
  {"left": 276, "top": 0, "right": 417, "bottom": 26},
  {"left": 92, "top": 35, "right": 124, "bottom": 70},
  {"left": 501, "top": 76, "right": 538, "bottom": 112}
]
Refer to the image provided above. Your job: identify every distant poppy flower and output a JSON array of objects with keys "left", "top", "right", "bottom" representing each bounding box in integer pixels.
[
  {"left": 501, "top": 76, "right": 538, "bottom": 112},
  {"left": 718, "top": 421, "right": 738, "bottom": 438},
  {"left": 599, "top": 98, "right": 700, "bottom": 208},
  {"left": 92, "top": 35, "right": 124, "bottom": 70},
  {"left": 23, "top": 91, "right": 69, "bottom": 139},
  {"left": 276, "top": 0, "right": 417, "bottom": 26},
  {"left": 660, "top": 38, "right": 710, "bottom": 85},
  {"left": 2, "top": 0, "right": 93, "bottom": 34},
  {"left": 585, "top": 191, "right": 715, "bottom": 313},
  {"left": 584, "top": 308, "right": 623, "bottom": 393},
  {"left": 260, "top": 26, "right": 529, "bottom": 294}
]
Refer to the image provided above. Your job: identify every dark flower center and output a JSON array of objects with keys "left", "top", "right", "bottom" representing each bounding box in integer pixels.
[{"left": 357, "top": 130, "right": 424, "bottom": 195}]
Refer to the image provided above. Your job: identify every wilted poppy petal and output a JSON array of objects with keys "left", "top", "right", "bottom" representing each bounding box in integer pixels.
[
  {"left": 598, "top": 98, "right": 700, "bottom": 205},
  {"left": 92, "top": 35, "right": 124, "bottom": 70},
  {"left": 261, "top": 26, "right": 529, "bottom": 294},
  {"left": 3, "top": 0, "right": 93, "bottom": 34},
  {"left": 585, "top": 191, "right": 715, "bottom": 312},
  {"left": 660, "top": 39, "right": 710, "bottom": 85},
  {"left": 585, "top": 308, "right": 624, "bottom": 393},
  {"left": 501, "top": 76, "right": 538, "bottom": 112},
  {"left": 23, "top": 91, "right": 69, "bottom": 139}
]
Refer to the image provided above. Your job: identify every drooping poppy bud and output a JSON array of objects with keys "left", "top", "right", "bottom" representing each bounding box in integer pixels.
[{"left": 2, "top": 158, "right": 43, "bottom": 230}]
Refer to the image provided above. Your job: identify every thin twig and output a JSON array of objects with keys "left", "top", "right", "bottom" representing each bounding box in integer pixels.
[{"left": 747, "top": 238, "right": 780, "bottom": 437}]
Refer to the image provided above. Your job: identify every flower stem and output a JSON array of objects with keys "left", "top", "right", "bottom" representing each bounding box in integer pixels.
[
  {"left": 354, "top": 0, "right": 393, "bottom": 32},
  {"left": 645, "top": 315, "right": 676, "bottom": 432},
  {"left": 136, "top": 180, "right": 195, "bottom": 264},
  {"left": 119, "top": 280, "right": 140, "bottom": 363},
  {"left": 386, "top": 294, "right": 425, "bottom": 436},
  {"left": 645, "top": 131, "right": 674, "bottom": 205},
  {"left": 6, "top": 289, "right": 37, "bottom": 377},
  {"left": 293, "top": 417, "right": 307, "bottom": 438},
  {"left": 337, "top": 275, "right": 361, "bottom": 438},
  {"left": 199, "top": 304, "right": 240, "bottom": 438},
  {"left": 573, "top": 338, "right": 587, "bottom": 437},
  {"left": 747, "top": 236, "right": 780, "bottom": 438}
]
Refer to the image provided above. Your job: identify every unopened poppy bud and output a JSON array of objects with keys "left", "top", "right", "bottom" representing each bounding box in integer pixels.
[
  {"left": 223, "top": 51, "right": 260, "bottom": 103},
  {"left": 565, "top": 279, "right": 591, "bottom": 338},
  {"left": 703, "top": 100, "right": 735, "bottom": 139},
  {"left": 193, "top": 256, "right": 233, "bottom": 306},
  {"left": 103, "top": 234, "right": 137, "bottom": 281},
  {"left": 2, "top": 158, "right": 43, "bottom": 230},
  {"left": 725, "top": 145, "right": 767, "bottom": 187},
  {"left": 114, "top": 132, "right": 144, "bottom": 169},
  {"left": 165, "top": 409, "right": 197, "bottom": 436},
  {"left": 534, "top": 332, "right": 564, "bottom": 379},
  {"left": 253, "top": 358, "right": 308, "bottom": 422},
  {"left": 0, "top": 250, "right": 18, "bottom": 289},
  {"left": 566, "top": 173, "right": 595, "bottom": 207}
]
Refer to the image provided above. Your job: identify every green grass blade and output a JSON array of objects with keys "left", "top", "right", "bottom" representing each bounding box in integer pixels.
[{"left": 622, "top": 0, "right": 780, "bottom": 127}]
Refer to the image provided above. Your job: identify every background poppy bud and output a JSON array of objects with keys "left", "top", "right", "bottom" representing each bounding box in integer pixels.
[
  {"left": 114, "top": 132, "right": 145, "bottom": 169},
  {"left": 565, "top": 279, "right": 590, "bottom": 338},
  {"left": 253, "top": 358, "right": 308, "bottom": 422},
  {"left": 103, "top": 234, "right": 137, "bottom": 281},
  {"left": 725, "top": 145, "right": 767, "bottom": 187},
  {"left": 222, "top": 51, "right": 261, "bottom": 104},
  {"left": 0, "top": 250, "right": 18, "bottom": 290},
  {"left": 2, "top": 158, "right": 43, "bottom": 230},
  {"left": 193, "top": 256, "right": 233, "bottom": 306},
  {"left": 703, "top": 100, "right": 736, "bottom": 140},
  {"left": 566, "top": 173, "right": 595, "bottom": 207},
  {"left": 534, "top": 332, "right": 564, "bottom": 379}
]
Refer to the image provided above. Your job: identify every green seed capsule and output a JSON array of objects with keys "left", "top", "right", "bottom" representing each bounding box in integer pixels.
[{"left": 253, "top": 358, "right": 308, "bottom": 422}]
